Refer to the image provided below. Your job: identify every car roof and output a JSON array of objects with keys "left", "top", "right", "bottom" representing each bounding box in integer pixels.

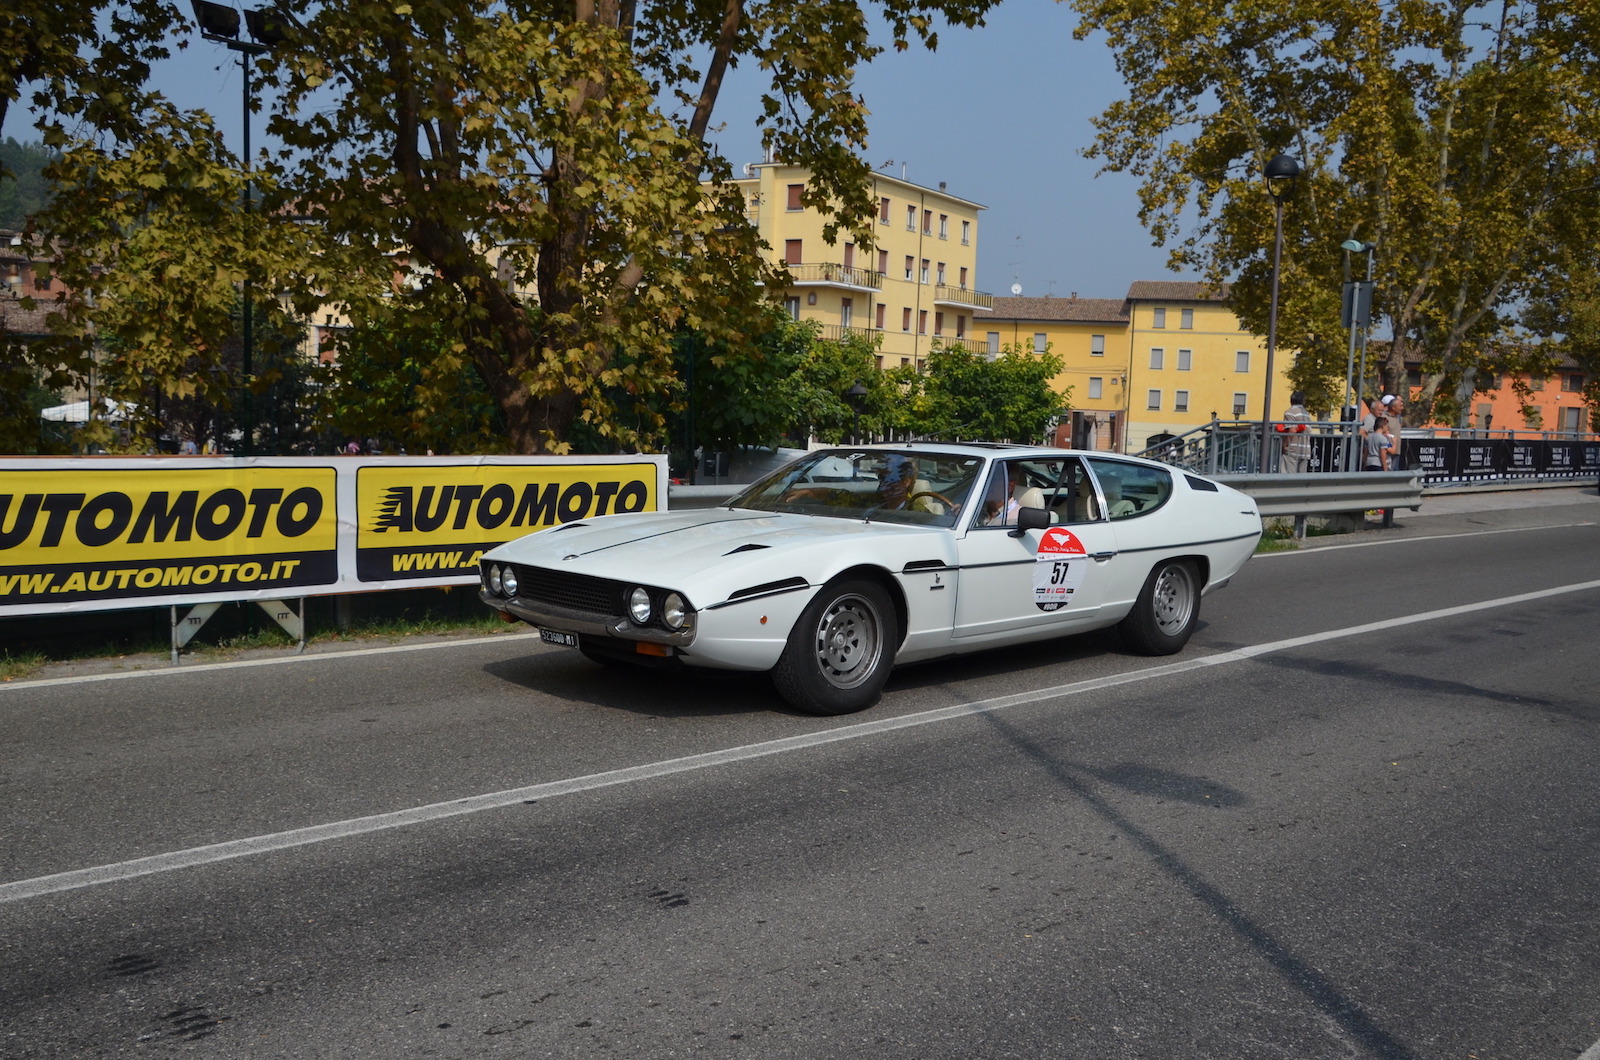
[{"left": 837, "top": 441, "right": 1143, "bottom": 462}]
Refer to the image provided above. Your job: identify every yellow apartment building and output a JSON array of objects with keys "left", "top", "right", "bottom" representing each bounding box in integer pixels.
[
  {"left": 730, "top": 162, "right": 994, "bottom": 369},
  {"left": 977, "top": 281, "right": 1297, "bottom": 454}
]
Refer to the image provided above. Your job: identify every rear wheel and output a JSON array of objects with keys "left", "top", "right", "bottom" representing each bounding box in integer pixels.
[
  {"left": 771, "top": 579, "right": 898, "bottom": 715},
  {"left": 1118, "top": 559, "right": 1200, "bottom": 655}
]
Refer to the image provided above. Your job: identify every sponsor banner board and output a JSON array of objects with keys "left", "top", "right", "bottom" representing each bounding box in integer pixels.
[
  {"left": 352, "top": 457, "right": 661, "bottom": 589},
  {"left": 0, "top": 455, "right": 665, "bottom": 617}
]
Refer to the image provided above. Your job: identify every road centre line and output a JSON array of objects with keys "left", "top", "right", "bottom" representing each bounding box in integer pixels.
[
  {"left": 1254, "top": 520, "right": 1596, "bottom": 556},
  {"left": 4, "top": 576, "right": 1600, "bottom": 905}
]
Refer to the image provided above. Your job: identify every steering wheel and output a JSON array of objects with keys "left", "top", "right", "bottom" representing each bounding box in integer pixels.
[{"left": 909, "top": 490, "right": 958, "bottom": 511}]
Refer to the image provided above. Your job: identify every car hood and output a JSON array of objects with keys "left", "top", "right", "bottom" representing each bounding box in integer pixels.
[{"left": 484, "top": 506, "right": 940, "bottom": 594}]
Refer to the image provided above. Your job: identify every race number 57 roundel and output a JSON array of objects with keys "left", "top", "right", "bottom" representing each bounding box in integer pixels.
[{"left": 1032, "top": 526, "right": 1088, "bottom": 611}]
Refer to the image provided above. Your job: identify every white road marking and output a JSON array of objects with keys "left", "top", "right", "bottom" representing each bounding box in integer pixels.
[
  {"left": 1255, "top": 520, "right": 1596, "bottom": 556},
  {"left": 0, "top": 631, "right": 540, "bottom": 691},
  {"left": 4, "top": 578, "right": 1599, "bottom": 904}
]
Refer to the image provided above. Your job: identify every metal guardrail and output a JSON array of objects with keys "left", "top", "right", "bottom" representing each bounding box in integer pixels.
[{"left": 1215, "top": 471, "right": 1423, "bottom": 534}]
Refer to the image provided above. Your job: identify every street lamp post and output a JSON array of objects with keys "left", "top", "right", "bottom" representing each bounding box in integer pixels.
[
  {"left": 1259, "top": 153, "right": 1300, "bottom": 474},
  {"left": 845, "top": 382, "right": 869, "bottom": 444},
  {"left": 1340, "top": 239, "right": 1376, "bottom": 470},
  {"left": 192, "top": 1, "right": 285, "bottom": 455}
]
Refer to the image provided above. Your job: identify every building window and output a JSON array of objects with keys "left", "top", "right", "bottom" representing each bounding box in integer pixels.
[
  {"left": 875, "top": 303, "right": 886, "bottom": 329},
  {"left": 918, "top": 310, "right": 928, "bottom": 334},
  {"left": 958, "top": 266, "right": 968, "bottom": 288},
  {"left": 1153, "top": 307, "right": 1166, "bottom": 329},
  {"left": 1149, "top": 347, "right": 1164, "bottom": 370},
  {"left": 902, "top": 307, "right": 913, "bottom": 332},
  {"left": 1089, "top": 377, "right": 1104, "bottom": 400},
  {"left": 933, "top": 311, "right": 944, "bottom": 335},
  {"left": 879, "top": 197, "right": 891, "bottom": 223},
  {"left": 784, "top": 239, "right": 802, "bottom": 265},
  {"left": 922, "top": 209, "right": 932, "bottom": 234},
  {"left": 786, "top": 184, "right": 804, "bottom": 211},
  {"left": 939, "top": 214, "right": 949, "bottom": 239},
  {"left": 1034, "top": 332, "right": 1048, "bottom": 354},
  {"left": 1175, "top": 390, "right": 1189, "bottom": 412},
  {"left": 1530, "top": 375, "right": 1545, "bottom": 391},
  {"left": 784, "top": 297, "right": 800, "bottom": 320},
  {"left": 987, "top": 332, "right": 1000, "bottom": 357},
  {"left": 1232, "top": 392, "right": 1248, "bottom": 416},
  {"left": 920, "top": 259, "right": 930, "bottom": 284},
  {"left": 1561, "top": 407, "right": 1583, "bottom": 432},
  {"left": 1180, "top": 308, "right": 1194, "bottom": 329},
  {"left": 906, "top": 205, "right": 916, "bottom": 230},
  {"left": 1564, "top": 373, "right": 1584, "bottom": 392},
  {"left": 1091, "top": 334, "right": 1105, "bottom": 356},
  {"left": 955, "top": 315, "right": 966, "bottom": 338},
  {"left": 1235, "top": 350, "right": 1250, "bottom": 373},
  {"left": 936, "top": 262, "right": 946, "bottom": 284},
  {"left": 904, "top": 255, "right": 914, "bottom": 281},
  {"left": 841, "top": 298, "right": 853, "bottom": 327},
  {"left": 961, "top": 220, "right": 971, "bottom": 245},
  {"left": 1177, "top": 348, "right": 1192, "bottom": 371},
  {"left": 1147, "top": 390, "right": 1162, "bottom": 410}
]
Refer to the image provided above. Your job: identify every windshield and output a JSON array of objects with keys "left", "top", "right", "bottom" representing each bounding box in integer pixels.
[{"left": 728, "top": 449, "right": 984, "bottom": 528}]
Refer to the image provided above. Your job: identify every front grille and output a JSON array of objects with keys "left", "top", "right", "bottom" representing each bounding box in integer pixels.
[{"left": 513, "top": 565, "right": 622, "bottom": 617}]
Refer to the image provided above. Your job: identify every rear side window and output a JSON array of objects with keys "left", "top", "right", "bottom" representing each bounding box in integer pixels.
[{"left": 1086, "top": 458, "right": 1173, "bottom": 520}]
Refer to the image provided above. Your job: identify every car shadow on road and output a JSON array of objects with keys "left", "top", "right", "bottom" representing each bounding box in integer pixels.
[{"left": 480, "top": 649, "right": 788, "bottom": 717}]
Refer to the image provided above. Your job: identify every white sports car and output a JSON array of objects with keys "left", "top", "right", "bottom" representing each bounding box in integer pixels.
[{"left": 479, "top": 444, "right": 1262, "bottom": 714}]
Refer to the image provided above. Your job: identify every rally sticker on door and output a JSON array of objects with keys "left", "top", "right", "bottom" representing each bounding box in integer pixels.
[{"left": 1033, "top": 526, "right": 1088, "bottom": 611}]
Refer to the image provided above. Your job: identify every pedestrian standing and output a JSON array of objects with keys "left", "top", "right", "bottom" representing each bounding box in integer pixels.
[{"left": 1277, "top": 390, "right": 1312, "bottom": 473}]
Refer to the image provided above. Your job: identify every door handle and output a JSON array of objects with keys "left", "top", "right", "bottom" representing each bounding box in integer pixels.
[{"left": 1091, "top": 551, "right": 1117, "bottom": 561}]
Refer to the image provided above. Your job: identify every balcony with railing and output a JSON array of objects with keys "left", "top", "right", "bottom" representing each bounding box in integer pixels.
[
  {"left": 783, "top": 262, "right": 883, "bottom": 291},
  {"left": 933, "top": 285, "right": 994, "bottom": 310},
  {"left": 818, "top": 324, "right": 879, "bottom": 344}
]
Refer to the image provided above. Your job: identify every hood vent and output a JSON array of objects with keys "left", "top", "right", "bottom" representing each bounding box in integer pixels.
[{"left": 724, "top": 542, "right": 770, "bottom": 556}]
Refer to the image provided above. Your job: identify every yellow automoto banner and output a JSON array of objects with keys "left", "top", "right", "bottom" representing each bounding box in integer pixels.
[
  {"left": 354, "top": 459, "right": 661, "bottom": 583},
  {"left": 0, "top": 461, "right": 339, "bottom": 614},
  {"left": 0, "top": 455, "right": 666, "bottom": 617}
]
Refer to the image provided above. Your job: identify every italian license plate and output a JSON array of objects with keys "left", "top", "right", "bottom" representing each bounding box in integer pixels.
[{"left": 539, "top": 629, "right": 579, "bottom": 648}]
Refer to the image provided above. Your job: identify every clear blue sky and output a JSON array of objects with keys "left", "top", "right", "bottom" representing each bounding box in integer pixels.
[
  {"left": 9, "top": 0, "right": 1184, "bottom": 302},
  {"left": 709, "top": 0, "right": 1183, "bottom": 302}
]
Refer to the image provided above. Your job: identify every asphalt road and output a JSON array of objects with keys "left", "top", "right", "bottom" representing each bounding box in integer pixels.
[{"left": 2, "top": 489, "right": 1598, "bottom": 1059}]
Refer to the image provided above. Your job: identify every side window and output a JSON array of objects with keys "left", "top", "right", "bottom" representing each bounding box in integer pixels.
[
  {"left": 974, "top": 458, "right": 1098, "bottom": 528},
  {"left": 1086, "top": 458, "right": 1173, "bottom": 519}
]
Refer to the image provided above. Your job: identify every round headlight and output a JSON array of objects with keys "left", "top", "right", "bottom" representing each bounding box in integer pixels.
[
  {"left": 487, "top": 564, "right": 502, "bottom": 594},
  {"left": 500, "top": 565, "right": 518, "bottom": 596},
  {"left": 628, "top": 586, "right": 653, "bottom": 624},
  {"left": 662, "top": 592, "right": 688, "bottom": 630}
]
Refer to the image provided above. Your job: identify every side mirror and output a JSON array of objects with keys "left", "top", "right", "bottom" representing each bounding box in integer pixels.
[{"left": 1010, "top": 505, "right": 1052, "bottom": 537}]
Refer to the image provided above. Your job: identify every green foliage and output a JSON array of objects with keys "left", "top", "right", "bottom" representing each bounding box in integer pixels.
[
  {"left": 1071, "top": 0, "right": 1600, "bottom": 428},
  {"left": 316, "top": 308, "right": 504, "bottom": 456},
  {"left": 887, "top": 342, "right": 1069, "bottom": 443},
  {"left": 0, "top": 139, "right": 55, "bottom": 228},
  {"left": 3, "top": 0, "right": 1007, "bottom": 456}
]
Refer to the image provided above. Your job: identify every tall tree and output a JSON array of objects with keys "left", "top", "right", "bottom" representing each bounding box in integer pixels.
[
  {"left": 255, "top": 0, "right": 1004, "bottom": 453},
  {"left": 1071, "top": 0, "right": 1600, "bottom": 427}
]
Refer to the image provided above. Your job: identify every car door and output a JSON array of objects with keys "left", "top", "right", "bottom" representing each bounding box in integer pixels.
[{"left": 952, "top": 457, "right": 1120, "bottom": 640}]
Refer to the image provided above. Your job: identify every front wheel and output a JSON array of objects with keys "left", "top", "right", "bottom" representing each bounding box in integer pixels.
[
  {"left": 771, "top": 579, "right": 898, "bottom": 715},
  {"left": 1118, "top": 559, "right": 1200, "bottom": 655}
]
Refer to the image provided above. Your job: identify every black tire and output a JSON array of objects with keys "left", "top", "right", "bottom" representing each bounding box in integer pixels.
[
  {"left": 1118, "top": 559, "right": 1200, "bottom": 655},
  {"left": 771, "top": 578, "right": 898, "bottom": 715}
]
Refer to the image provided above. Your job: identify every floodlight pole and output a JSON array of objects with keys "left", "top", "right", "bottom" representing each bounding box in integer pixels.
[
  {"left": 193, "top": 1, "right": 273, "bottom": 455},
  {"left": 1258, "top": 153, "right": 1300, "bottom": 474}
]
